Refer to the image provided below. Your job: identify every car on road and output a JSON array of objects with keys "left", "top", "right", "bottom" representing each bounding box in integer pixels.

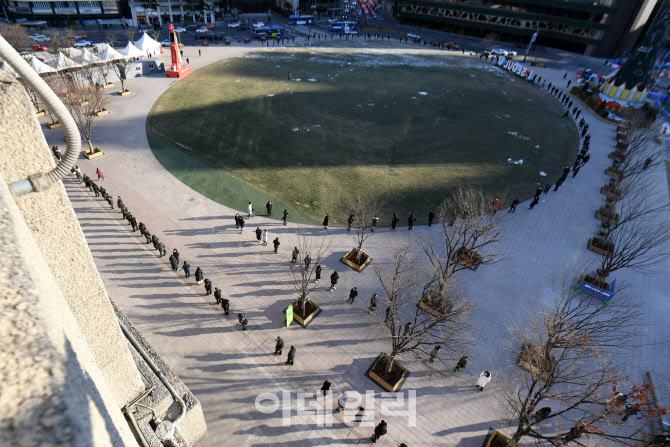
[
  {"left": 160, "top": 39, "right": 171, "bottom": 46},
  {"left": 193, "top": 32, "right": 211, "bottom": 40},
  {"left": 252, "top": 22, "right": 264, "bottom": 28},
  {"left": 490, "top": 48, "right": 517, "bottom": 57},
  {"left": 74, "top": 33, "right": 87, "bottom": 39},
  {"left": 328, "top": 18, "right": 339, "bottom": 23},
  {"left": 407, "top": 33, "right": 420, "bottom": 39},
  {"left": 195, "top": 27, "right": 209, "bottom": 33},
  {"left": 74, "top": 40, "right": 92, "bottom": 47},
  {"left": 227, "top": 21, "right": 241, "bottom": 28},
  {"left": 173, "top": 27, "right": 186, "bottom": 33},
  {"left": 29, "top": 34, "right": 50, "bottom": 42},
  {"left": 31, "top": 43, "right": 47, "bottom": 51}
]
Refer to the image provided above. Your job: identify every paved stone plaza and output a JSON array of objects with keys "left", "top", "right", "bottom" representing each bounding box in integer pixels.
[{"left": 45, "top": 42, "right": 670, "bottom": 446}]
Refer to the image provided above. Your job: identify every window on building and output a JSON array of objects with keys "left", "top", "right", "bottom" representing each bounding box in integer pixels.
[{"left": 32, "top": 2, "right": 51, "bottom": 8}]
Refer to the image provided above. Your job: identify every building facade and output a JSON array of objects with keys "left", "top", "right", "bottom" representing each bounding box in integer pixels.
[
  {"left": 2, "top": 0, "right": 132, "bottom": 26},
  {"left": 395, "top": 0, "right": 662, "bottom": 57}
]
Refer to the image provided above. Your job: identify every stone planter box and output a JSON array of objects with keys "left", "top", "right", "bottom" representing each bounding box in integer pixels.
[
  {"left": 608, "top": 151, "right": 625, "bottom": 162},
  {"left": 483, "top": 429, "right": 512, "bottom": 447},
  {"left": 104, "top": 82, "right": 115, "bottom": 88},
  {"left": 291, "top": 299, "right": 321, "bottom": 328},
  {"left": 35, "top": 109, "right": 46, "bottom": 116},
  {"left": 601, "top": 185, "right": 621, "bottom": 199},
  {"left": 83, "top": 148, "right": 104, "bottom": 159},
  {"left": 46, "top": 121, "right": 62, "bottom": 129},
  {"left": 341, "top": 247, "right": 372, "bottom": 272},
  {"left": 94, "top": 108, "right": 109, "bottom": 116},
  {"left": 596, "top": 207, "right": 619, "bottom": 224},
  {"left": 517, "top": 343, "right": 554, "bottom": 381},
  {"left": 605, "top": 166, "right": 623, "bottom": 180},
  {"left": 365, "top": 352, "right": 409, "bottom": 392},
  {"left": 118, "top": 89, "right": 132, "bottom": 96},
  {"left": 588, "top": 237, "right": 614, "bottom": 257},
  {"left": 418, "top": 290, "right": 453, "bottom": 318},
  {"left": 453, "top": 246, "right": 482, "bottom": 270},
  {"left": 615, "top": 141, "right": 628, "bottom": 150}
]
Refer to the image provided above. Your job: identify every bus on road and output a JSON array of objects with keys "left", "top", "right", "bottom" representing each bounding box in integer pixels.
[
  {"left": 329, "top": 21, "right": 358, "bottom": 33},
  {"left": 288, "top": 15, "right": 315, "bottom": 25},
  {"left": 253, "top": 25, "right": 284, "bottom": 38}
]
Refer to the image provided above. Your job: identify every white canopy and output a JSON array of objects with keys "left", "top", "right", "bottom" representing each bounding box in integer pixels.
[
  {"left": 98, "top": 44, "right": 125, "bottom": 62},
  {"left": 134, "top": 32, "right": 162, "bottom": 55},
  {"left": 50, "top": 52, "right": 81, "bottom": 70},
  {"left": 28, "top": 56, "right": 56, "bottom": 74},
  {"left": 77, "top": 48, "right": 99, "bottom": 65},
  {"left": 1, "top": 60, "right": 19, "bottom": 77},
  {"left": 61, "top": 47, "right": 83, "bottom": 60},
  {"left": 119, "top": 41, "right": 145, "bottom": 58}
]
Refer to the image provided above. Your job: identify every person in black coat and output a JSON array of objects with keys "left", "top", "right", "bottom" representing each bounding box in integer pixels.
[
  {"left": 144, "top": 231, "right": 152, "bottom": 244},
  {"left": 182, "top": 261, "right": 191, "bottom": 278},
  {"left": 172, "top": 249, "right": 180, "bottom": 264},
  {"left": 321, "top": 380, "right": 331, "bottom": 396},
  {"left": 255, "top": 227, "right": 262, "bottom": 243},
  {"left": 330, "top": 271, "right": 339, "bottom": 290},
  {"left": 274, "top": 337, "right": 284, "bottom": 355},
  {"left": 315, "top": 264, "right": 321, "bottom": 283},
  {"left": 221, "top": 298, "right": 230, "bottom": 315},
  {"left": 391, "top": 213, "right": 399, "bottom": 230},
  {"left": 151, "top": 234, "right": 159, "bottom": 249},
  {"left": 509, "top": 198, "right": 519, "bottom": 213},
  {"left": 291, "top": 247, "right": 299, "bottom": 264},
  {"left": 428, "top": 209, "right": 435, "bottom": 227},
  {"left": 130, "top": 216, "right": 138, "bottom": 232},
  {"left": 323, "top": 214, "right": 329, "bottom": 229},
  {"left": 214, "top": 287, "right": 222, "bottom": 304},
  {"left": 371, "top": 420, "right": 387, "bottom": 442},
  {"left": 234, "top": 213, "right": 240, "bottom": 229},
  {"left": 238, "top": 313, "right": 248, "bottom": 330},
  {"left": 239, "top": 216, "right": 245, "bottom": 233},
  {"left": 195, "top": 267, "right": 203, "bottom": 285},
  {"left": 157, "top": 242, "right": 166, "bottom": 257},
  {"left": 92, "top": 183, "right": 100, "bottom": 197},
  {"left": 169, "top": 255, "right": 178, "bottom": 271},
  {"left": 139, "top": 222, "right": 147, "bottom": 236},
  {"left": 282, "top": 209, "right": 289, "bottom": 226},
  {"left": 347, "top": 214, "right": 355, "bottom": 231},
  {"left": 204, "top": 278, "right": 212, "bottom": 295},
  {"left": 407, "top": 213, "right": 415, "bottom": 230},
  {"left": 117, "top": 196, "right": 124, "bottom": 209},
  {"left": 273, "top": 237, "right": 280, "bottom": 254},
  {"left": 266, "top": 201, "right": 273, "bottom": 216},
  {"left": 285, "top": 346, "right": 296, "bottom": 365}
]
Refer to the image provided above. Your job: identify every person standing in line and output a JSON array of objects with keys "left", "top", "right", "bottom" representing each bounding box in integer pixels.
[
  {"left": 273, "top": 237, "right": 280, "bottom": 254},
  {"left": 572, "top": 163, "right": 582, "bottom": 178},
  {"left": 368, "top": 293, "right": 378, "bottom": 313},
  {"left": 509, "top": 198, "right": 519, "bottom": 213},
  {"left": 291, "top": 247, "right": 299, "bottom": 265},
  {"left": 239, "top": 216, "right": 245, "bottom": 233},
  {"left": 334, "top": 391, "right": 349, "bottom": 413},
  {"left": 282, "top": 209, "right": 289, "bottom": 226},
  {"left": 321, "top": 380, "right": 331, "bottom": 396},
  {"left": 221, "top": 297, "right": 230, "bottom": 315},
  {"left": 347, "top": 214, "right": 354, "bottom": 231},
  {"left": 106, "top": 195, "right": 114, "bottom": 209},
  {"left": 371, "top": 215, "right": 379, "bottom": 232},
  {"left": 323, "top": 214, "right": 329, "bottom": 229},
  {"left": 247, "top": 202, "right": 253, "bottom": 218},
  {"left": 144, "top": 230, "right": 152, "bottom": 245},
  {"left": 428, "top": 209, "right": 435, "bottom": 227},
  {"left": 529, "top": 196, "right": 539, "bottom": 210},
  {"left": 553, "top": 176, "right": 565, "bottom": 192},
  {"left": 96, "top": 167, "right": 104, "bottom": 180},
  {"left": 169, "top": 254, "right": 178, "bottom": 271},
  {"left": 182, "top": 261, "right": 191, "bottom": 278},
  {"left": 314, "top": 264, "right": 321, "bottom": 283},
  {"left": 214, "top": 287, "right": 222, "bottom": 304},
  {"left": 543, "top": 183, "right": 552, "bottom": 195},
  {"left": 454, "top": 356, "right": 468, "bottom": 372},
  {"left": 407, "top": 213, "right": 415, "bottom": 230},
  {"left": 92, "top": 183, "right": 100, "bottom": 197},
  {"left": 204, "top": 278, "right": 212, "bottom": 295},
  {"left": 476, "top": 370, "right": 491, "bottom": 391},
  {"left": 384, "top": 306, "right": 391, "bottom": 324},
  {"left": 130, "top": 216, "right": 138, "bottom": 232},
  {"left": 256, "top": 227, "right": 262, "bottom": 243},
  {"left": 234, "top": 213, "right": 240, "bottom": 229},
  {"left": 428, "top": 345, "right": 441, "bottom": 363},
  {"left": 304, "top": 255, "right": 311, "bottom": 271},
  {"left": 262, "top": 229, "right": 268, "bottom": 246},
  {"left": 151, "top": 234, "right": 159, "bottom": 249},
  {"left": 172, "top": 249, "right": 180, "bottom": 265},
  {"left": 391, "top": 213, "right": 399, "bottom": 230},
  {"left": 266, "top": 201, "right": 273, "bottom": 216},
  {"left": 371, "top": 420, "right": 387, "bottom": 443},
  {"left": 157, "top": 241, "right": 166, "bottom": 257},
  {"left": 348, "top": 287, "right": 358, "bottom": 303},
  {"left": 329, "top": 271, "right": 339, "bottom": 291},
  {"left": 274, "top": 336, "right": 284, "bottom": 355},
  {"left": 74, "top": 166, "right": 83, "bottom": 183},
  {"left": 138, "top": 222, "right": 146, "bottom": 236},
  {"left": 285, "top": 346, "right": 296, "bottom": 365},
  {"left": 238, "top": 313, "right": 248, "bottom": 330},
  {"left": 534, "top": 187, "right": 543, "bottom": 200},
  {"left": 195, "top": 267, "right": 203, "bottom": 285}
]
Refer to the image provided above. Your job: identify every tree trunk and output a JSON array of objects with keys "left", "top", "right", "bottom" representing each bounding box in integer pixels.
[
  {"left": 385, "top": 352, "right": 396, "bottom": 374},
  {"left": 86, "top": 139, "right": 94, "bottom": 152},
  {"left": 356, "top": 240, "right": 364, "bottom": 263}
]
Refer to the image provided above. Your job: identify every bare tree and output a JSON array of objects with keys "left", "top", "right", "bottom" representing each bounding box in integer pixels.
[
  {"left": 482, "top": 33, "right": 498, "bottom": 50},
  {"left": 422, "top": 187, "right": 506, "bottom": 294},
  {"left": 18, "top": 78, "right": 44, "bottom": 114},
  {"left": 43, "top": 29, "right": 75, "bottom": 52},
  {"left": 0, "top": 24, "right": 32, "bottom": 50},
  {"left": 105, "top": 31, "right": 118, "bottom": 48},
  {"left": 288, "top": 227, "right": 331, "bottom": 319},
  {"left": 110, "top": 58, "right": 133, "bottom": 93},
  {"left": 373, "top": 244, "right": 473, "bottom": 377},
  {"left": 123, "top": 27, "right": 136, "bottom": 44},
  {"left": 347, "top": 195, "right": 380, "bottom": 265},
  {"left": 58, "top": 73, "right": 110, "bottom": 152},
  {"left": 151, "top": 29, "right": 162, "bottom": 42},
  {"left": 497, "top": 273, "right": 666, "bottom": 446}
]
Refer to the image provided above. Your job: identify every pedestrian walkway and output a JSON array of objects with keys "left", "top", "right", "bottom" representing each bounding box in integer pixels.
[{"left": 48, "top": 42, "right": 670, "bottom": 446}]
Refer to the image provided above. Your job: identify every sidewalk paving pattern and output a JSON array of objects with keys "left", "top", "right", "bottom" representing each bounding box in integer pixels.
[{"left": 42, "top": 41, "right": 670, "bottom": 446}]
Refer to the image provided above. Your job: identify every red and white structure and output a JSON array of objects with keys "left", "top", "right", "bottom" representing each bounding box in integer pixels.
[{"left": 165, "top": 23, "right": 191, "bottom": 79}]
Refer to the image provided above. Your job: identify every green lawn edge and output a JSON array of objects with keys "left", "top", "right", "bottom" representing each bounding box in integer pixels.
[{"left": 146, "top": 133, "right": 320, "bottom": 226}]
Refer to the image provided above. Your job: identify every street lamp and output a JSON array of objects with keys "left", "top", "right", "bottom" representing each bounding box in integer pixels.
[{"left": 523, "top": 29, "right": 538, "bottom": 63}]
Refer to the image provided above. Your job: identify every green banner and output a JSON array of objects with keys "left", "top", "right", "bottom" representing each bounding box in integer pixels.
[{"left": 286, "top": 305, "right": 293, "bottom": 327}]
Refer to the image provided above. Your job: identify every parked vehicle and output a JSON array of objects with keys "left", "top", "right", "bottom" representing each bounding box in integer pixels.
[
  {"left": 160, "top": 39, "right": 171, "bottom": 46},
  {"left": 74, "top": 33, "right": 88, "bottom": 39},
  {"left": 490, "top": 48, "right": 517, "bottom": 56},
  {"left": 173, "top": 27, "right": 186, "bottom": 33},
  {"left": 31, "top": 44, "right": 47, "bottom": 51},
  {"left": 228, "top": 22, "right": 241, "bottom": 28},
  {"left": 74, "top": 40, "right": 92, "bottom": 47},
  {"left": 29, "top": 34, "right": 50, "bottom": 42},
  {"left": 407, "top": 33, "right": 420, "bottom": 39},
  {"left": 195, "top": 27, "right": 209, "bottom": 33}
]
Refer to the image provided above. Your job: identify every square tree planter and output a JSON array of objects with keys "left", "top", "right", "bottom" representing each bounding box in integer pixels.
[
  {"left": 453, "top": 246, "right": 482, "bottom": 270},
  {"left": 606, "top": 166, "right": 624, "bottom": 180},
  {"left": 35, "top": 109, "right": 46, "bottom": 116},
  {"left": 46, "top": 121, "right": 62, "bottom": 129},
  {"left": 291, "top": 299, "right": 321, "bottom": 328},
  {"left": 595, "top": 207, "right": 619, "bottom": 224},
  {"left": 588, "top": 237, "right": 614, "bottom": 257},
  {"left": 366, "top": 352, "right": 410, "bottom": 392},
  {"left": 83, "top": 148, "right": 104, "bottom": 159},
  {"left": 517, "top": 343, "right": 555, "bottom": 381},
  {"left": 94, "top": 108, "right": 109, "bottom": 116},
  {"left": 341, "top": 247, "right": 372, "bottom": 272},
  {"left": 483, "top": 429, "right": 512, "bottom": 447},
  {"left": 104, "top": 82, "right": 115, "bottom": 88},
  {"left": 601, "top": 185, "right": 621, "bottom": 199},
  {"left": 608, "top": 151, "right": 626, "bottom": 162},
  {"left": 118, "top": 89, "right": 132, "bottom": 96},
  {"left": 418, "top": 290, "right": 453, "bottom": 318},
  {"left": 580, "top": 274, "right": 611, "bottom": 291}
]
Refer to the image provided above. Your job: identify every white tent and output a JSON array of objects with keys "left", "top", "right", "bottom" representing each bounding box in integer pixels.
[
  {"left": 28, "top": 56, "right": 56, "bottom": 74},
  {"left": 134, "top": 32, "right": 162, "bottom": 55},
  {"left": 1, "top": 61, "right": 19, "bottom": 77},
  {"left": 50, "top": 52, "right": 81, "bottom": 71},
  {"left": 98, "top": 44, "right": 125, "bottom": 62},
  {"left": 61, "top": 47, "right": 83, "bottom": 60},
  {"left": 119, "top": 42, "right": 145, "bottom": 58},
  {"left": 77, "top": 48, "right": 99, "bottom": 65}
]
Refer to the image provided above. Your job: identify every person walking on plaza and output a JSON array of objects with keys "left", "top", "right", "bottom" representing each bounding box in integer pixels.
[
  {"left": 239, "top": 216, "right": 245, "bottom": 233},
  {"left": 534, "top": 187, "right": 543, "bottom": 200},
  {"left": 199, "top": 49, "right": 201, "bottom": 56},
  {"left": 283, "top": 209, "right": 289, "bottom": 226},
  {"left": 371, "top": 420, "right": 388, "bottom": 443},
  {"left": 368, "top": 293, "right": 378, "bottom": 313},
  {"left": 407, "top": 213, "right": 415, "bottom": 230},
  {"left": 428, "top": 345, "right": 441, "bottom": 363},
  {"left": 454, "top": 356, "right": 468, "bottom": 372},
  {"left": 291, "top": 247, "right": 299, "bottom": 265},
  {"left": 262, "top": 229, "right": 268, "bottom": 246},
  {"left": 330, "top": 271, "right": 339, "bottom": 291},
  {"left": 96, "top": 168, "right": 104, "bottom": 180},
  {"left": 321, "top": 380, "right": 331, "bottom": 396},
  {"left": 204, "top": 278, "right": 212, "bottom": 295},
  {"left": 273, "top": 237, "right": 280, "bottom": 254},
  {"left": 157, "top": 241, "right": 166, "bottom": 257},
  {"left": 509, "top": 198, "right": 519, "bottom": 213},
  {"left": 348, "top": 287, "right": 358, "bottom": 303},
  {"left": 247, "top": 202, "right": 253, "bottom": 218},
  {"left": 323, "top": 214, "right": 329, "bottom": 229},
  {"left": 391, "top": 213, "right": 399, "bottom": 230},
  {"left": 238, "top": 313, "right": 248, "bottom": 330},
  {"left": 285, "top": 346, "right": 296, "bottom": 365},
  {"left": 274, "top": 336, "right": 284, "bottom": 355},
  {"left": 529, "top": 196, "right": 539, "bottom": 210},
  {"left": 52, "top": 146, "right": 61, "bottom": 160},
  {"left": 256, "top": 227, "right": 262, "bottom": 243},
  {"left": 476, "top": 370, "right": 491, "bottom": 391},
  {"left": 353, "top": 407, "right": 366, "bottom": 426},
  {"left": 266, "top": 201, "right": 273, "bottom": 216},
  {"left": 543, "top": 183, "right": 551, "bottom": 195},
  {"left": 182, "top": 261, "right": 191, "bottom": 278},
  {"left": 315, "top": 264, "right": 321, "bottom": 283},
  {"left": 195, "top": 267, "right": 203, "bottom": 285},
  {"left": 347, "top": 214, "right": 355, "bottom": 231},
  {"left": 214, "top": 287, "right": 222, "bottom": 304},
  {"left": 234, "top": 213, "right": 240, "bottom": 229},
  {"left": 428, "top": 209, "right": 435, "bottom": 227},
  {"left": 334, "top": 391, "right": 349, "bottom": 413}
]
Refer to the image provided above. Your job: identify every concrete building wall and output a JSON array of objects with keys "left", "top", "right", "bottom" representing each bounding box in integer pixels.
[{"left": 0, "top": 68, "right": 146, "bottom": 420}]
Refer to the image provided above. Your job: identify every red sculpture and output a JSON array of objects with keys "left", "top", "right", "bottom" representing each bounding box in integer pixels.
[{"left": 166, "top": 23, "right": 191, "bottom": 78}]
